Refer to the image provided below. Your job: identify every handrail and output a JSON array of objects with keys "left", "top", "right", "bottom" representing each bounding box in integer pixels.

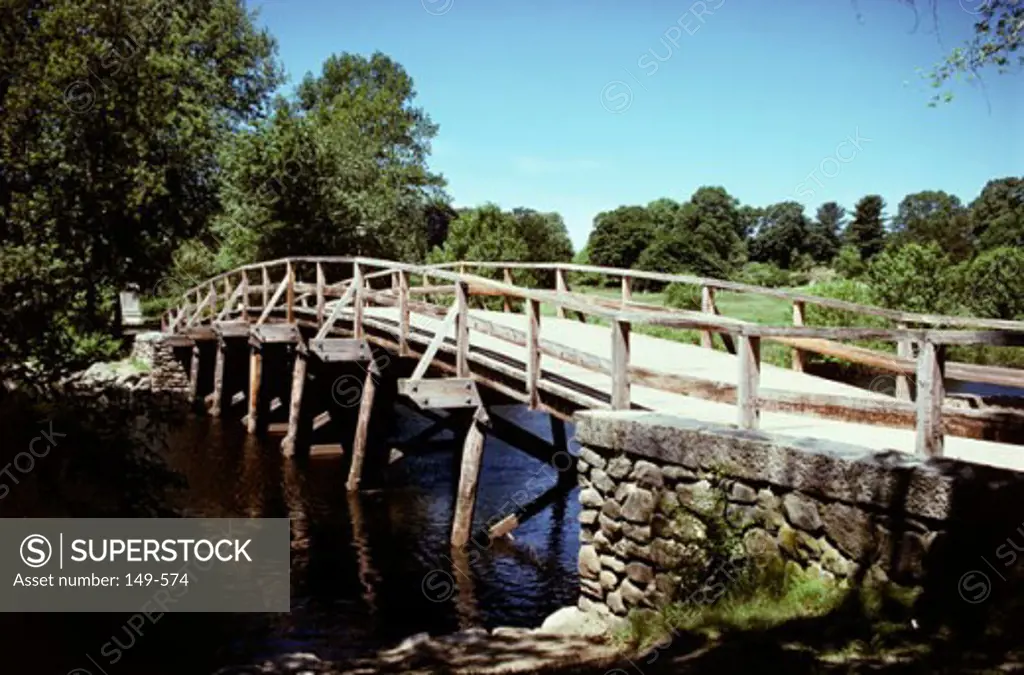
[{"left": 158, "top": 255, "right": 1024, "bottom": 461}]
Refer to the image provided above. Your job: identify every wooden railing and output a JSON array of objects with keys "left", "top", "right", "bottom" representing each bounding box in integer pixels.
[{"left": 160, "top": 256, "right": 1024, "bottom": 459}]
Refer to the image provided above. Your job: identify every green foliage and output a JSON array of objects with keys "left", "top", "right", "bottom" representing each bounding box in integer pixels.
[
  {"left": 204, "top": 52, "right": 445, "bottom": 270},
  {"left": 846, "top": 195, "right": 888, "bottom": 260},
  {"left": 586, "top": 206, "right": 655, "bottom": 270},
  {"left": 970, "top": 177, "right": 1024, "bottom": 250},
  {"left": 737, "top": 262, "right": 792, "bottom": 289},
  {"left": 664, "top": 283, "right": 702, "bottom": 311},
  {"left": 833, "top": 245, "right": 867, "bottom": 279},
  {"left": 923, "top": 1, "right": 1023, "bottom": 106},
  {"left": 1, "top": 0, "right": 280, "bottom": 379},
  {"left": 808, "top": 202, "right": 846, "bottom": 263},
  {"left": 953, "top": 247, "right": 1024, "bottom": 320},
  {"left": 866, "top": 243, "right": 957, "bottom": 314},
  {"left": 749, "top": 201, "right": 812, "bottom": 269},
  {"left": 569, "top": 245, "right": 604, "bottom": 287},
  {"left": 890, "top": 190, "right": 974, "bottom": 261},
  {"left": 803, "top": 279, "right": 892, "bottom": 353}
]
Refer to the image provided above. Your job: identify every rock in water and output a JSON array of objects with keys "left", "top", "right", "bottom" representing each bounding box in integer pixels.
[{"left": 536, "top": 606, "right": 610, "bottom": 637}]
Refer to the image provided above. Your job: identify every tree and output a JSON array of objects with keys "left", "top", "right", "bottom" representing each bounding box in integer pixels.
[
  {"left": 429, "top": 205, "right": 529, "bottom": 264},
  {"left": 748, "top": 202, "right": 812, "bottom": 269},
  {"left": 970, "top": 177, "right": 1024, "bottom": 251},
  {"left": 511, "top": 208, "right": 574, "bottom": 263},
  {"left": 953, "top": 247, "right": 1024, "bottom": 320},
  {"left": 920, "top": 1, "right": 1023, "bottom": 105},
  {"left": 890, "top": 190, "right": 974, "bottom": 260},
  {"left": 636, "top": 187, "right": 746, "bottom": 279},
  {"left": 1, "top": 0, "right": 280, "bottom": 377},
  {"left": 205, "top": 52, "right": 446, "bottom": 268},
  {"left": 846, "top": 195, "right": 888, "bottom": 260},
  {"left": 807, "top": 202, "right": 846, "bottom": 263},
  {"left": 866, "top": 243, "right": 956, "bottom": 314},
  {"left": 585, "top": 206, "right": 655, "bottom": 270}
]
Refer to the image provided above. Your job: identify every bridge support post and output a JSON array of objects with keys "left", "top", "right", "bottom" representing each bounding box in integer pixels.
[
  {"left": 451, "top": 406, "right": 489, "bottom": 547},
  {"left": 346, "top": 355, "right": 380, "bottom": 491},
  {"left": 281, "top": 347, "right": 308, "bottom": 457},
  {"left": 188, "top": 342, "right": 201, "bottom": 403},
  {"left": 210, "top": 338, "right": 226, "bottom": 417},
  {"left": 915, "top": 339, "right": 945, "bottom": 458},
  {"left": 246, "top": 347, "right": 262, "bottom": 434}
]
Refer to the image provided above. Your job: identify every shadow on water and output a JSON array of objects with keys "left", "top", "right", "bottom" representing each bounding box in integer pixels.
[{"left": 0, "top": 396, "right": 580, "bottom": 674}]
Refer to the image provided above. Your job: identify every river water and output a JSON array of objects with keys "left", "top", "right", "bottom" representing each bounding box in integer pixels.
[{"left": 2, "top": 404, "right": 581, "bottom": 675}]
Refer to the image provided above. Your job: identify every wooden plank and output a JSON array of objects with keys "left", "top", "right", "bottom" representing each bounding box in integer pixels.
[
  {"left": 184, "top": 326, "right": 217, "bottom": 340},
  {"left": 240, "top": 274, "right": 249, "bottom": 322},
  {"left": 213, "top": 321, "right": 250, "bottom": 338},
  {"left": 309, "top": 444, "right": 344, "bottom": 458},
  {"left": 555, "top": 268, "right": 568, "bottom": 319},
  {"left": 281, "top": 352, "right": 307, "bottom": 457},
  {"left": 312, "top": 411, "right": 331, "bottom": 431},
  {"left": 164, "top": 334, "right": 195, "bottom": 348},
  {"left": 246, "top": 348, "right": 261, "bottom": 434},
  {"left": 257, "top": 276, "right": 288, "bottom": 325},
  {"left": 896, "top": 322, "right": 912, "bottom": 400},
  {"left": 251, "top": 324, "right": 300, "bottom": 344},
  {"left": 737, "top": 335, "right": 761, "bottom": 429},
  {"left": 503, "top": 268, "right": 513, "bottom": 313},
  {"left": 409, "top": 303, "right": 459, "bottom": 381},
  {"left": 309, "top": 338, "right": 371, "bottom": 362},
  {"left": 398, "top": 378, "right": 482, "bottom": 409},
  {"left": 456, "top": 280, "right": 470, "bottom": 377},
  {"left": 188, "top": 343, "right": 200, "bottom": 402},
  {"left": 621, "top": 275, "right": 632, "bottom": 305},
  {"left": 316, "top": 263, "right": 325, "bottom": 324},
  {"left": 353, "top": 263, "right": 364, "bottom": 339},
  {"left": 261, "top": 266, "right": 270, "bottom": 309},
  {"left": 526, "top": 298, "right": 541, "bottom": 409},
  {"left": 916, "top": 340, "right": 946, "bottom": 457},
  {"left": 792, "top": 301, "right": 806, "bottom": 373},
  {"left": 451, "top": 406, "right": 489, "bottom": 547},
  {"left": 399, "top": 269, "right": 410, "bottom": 356},
  {"left": 611, "top": 320, "right": 631, "bottom": 410},
  {"left": 346, "top": 356, "right": 379, "bottom": 492},
  {"left": 314, "top": 283, "right": 356, "bottom": 340},
  {"left": 700, "top": 286, "right": 715, "bottom": 350}
]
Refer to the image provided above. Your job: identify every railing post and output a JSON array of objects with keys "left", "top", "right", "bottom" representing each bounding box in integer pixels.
[
  {"left": 455, "top": 279, "right": 470, "bottom": 377},
  {"left": 611, "top": 319, "right": 631, "bottom": 409},
  {"left": 399, "top": 269, "right": 410, "bottom": 356},
  {"left": 240, "top": 273, "right": 249, "bottom": 322},
  {"left": 316, "top": 263, "right": 325, "bottom": 324},
  {"left": 223, "top": 276, "right": 233, "bottom": 318},
  {"left": 526, "top": 298, "right": 541, "bottom": 409},
  {"left": 621, "top": 275, "right": 632, "bottom": 306},
  {"left": 261, "top": 266, "right": 270, "bottom": 310},
  {"left": 555, "top": 267, "right": 568, "bottom": 319},
  {"left": 737, "top": 334, "right": 761, "bottom": 429},
  {"left": 503, "top": 268, "right": 513, "bottom": 313},
  {"left": 285, "top": 261, "right": 294, "bottom": 323},
  {"left": 701, "top": 285, "right": 715, "bottom": 349},
  {"left": 353, "top": 263, "right": 364, "bottom": 339},
  {"left": 792, "top": 300, "right": 805, "bottom": 372},
  {"left": 208, "top": 282, "right": 217, "bottom": 321},
  {"left": 915, "top": 339, "right": 946, "bottom": 457},
  {"left": 896, "top": 322, "right": 912, "bottom": 400}
]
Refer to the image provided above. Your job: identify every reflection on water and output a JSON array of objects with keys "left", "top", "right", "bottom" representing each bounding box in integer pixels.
[{"left": 2, "top": 405, "right": 580, "bottom": 674}]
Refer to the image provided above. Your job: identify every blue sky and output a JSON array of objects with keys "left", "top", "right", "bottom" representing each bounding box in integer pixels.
[{"left": 251, "top": 0, "right": 1021, "bottom": 249}]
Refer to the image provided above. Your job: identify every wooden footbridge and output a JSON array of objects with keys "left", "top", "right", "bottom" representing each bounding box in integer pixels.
[{"left": 160, "top": 257, "right": 1024, "bottom": 545}]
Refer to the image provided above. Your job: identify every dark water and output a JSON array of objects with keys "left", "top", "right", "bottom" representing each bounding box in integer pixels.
[{"left": 2, "top": 405, "right": 580, "bottom": 674}]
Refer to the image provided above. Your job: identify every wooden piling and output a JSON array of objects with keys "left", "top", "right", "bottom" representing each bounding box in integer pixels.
[
  {"left": 246, "top": 347, "right": 262, "bottom": 434},
  {"left": 346, "top": 357, "right": 380, "bottom": 492},
  {"left": 188, "top": 343, "right": 200, "bottom": 402},
  {"left": 210, "top": 339, "right": 226, "bottom": 417},
  {"left": 915, "top": 339, "right": 946, "bottom": 457},
  {"left": 451, "top": 406, "right": 489, "bottom": 547},
  {"left": 281, "top": 349, "right": 307, "bottom": 457}
]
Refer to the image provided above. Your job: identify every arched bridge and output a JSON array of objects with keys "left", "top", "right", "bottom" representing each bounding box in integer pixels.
[{"left": 160, "top": 257, "right": 1024, "bottom": 544}]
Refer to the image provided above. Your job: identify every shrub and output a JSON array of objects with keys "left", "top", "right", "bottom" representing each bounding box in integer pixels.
[
  {"left": 833, "top": 245, "right": 866, "bottom": 279},
  {"left": 865, "top": 243, "right": 958, "bottom": 315},
  {"left": 737, "top": 262, "right": 790, "bottom": 288},
  {"left": 952, "top": 247, "right": 1024, "bottom": 320},
  {"left": 664, "top": 282, "right": 702, "bottom": 311}
]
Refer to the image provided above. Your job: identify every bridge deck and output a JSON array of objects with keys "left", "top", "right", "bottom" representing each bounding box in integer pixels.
[{"left": 362, "top": 306, "right": 1024, "bottom": 472}]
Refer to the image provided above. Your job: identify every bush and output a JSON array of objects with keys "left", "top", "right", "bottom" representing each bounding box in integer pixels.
[
  {"left": 803, "top": 279, "right": 886, "bottom": 329},
  {"left": 664, "top": 283, "right": 702, "bottom": 311},
  {"left": 833, "top": 245, "right": 866, "bottom": 279},
  {"left": 865, "top": 243, "right": 958, "bottom": 315},
  {"left": 737, "top": 262, "right": 791, "bottom": 288},
  {"left": 952, "top": 247, "right": 1024, "bottom": 320}
]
